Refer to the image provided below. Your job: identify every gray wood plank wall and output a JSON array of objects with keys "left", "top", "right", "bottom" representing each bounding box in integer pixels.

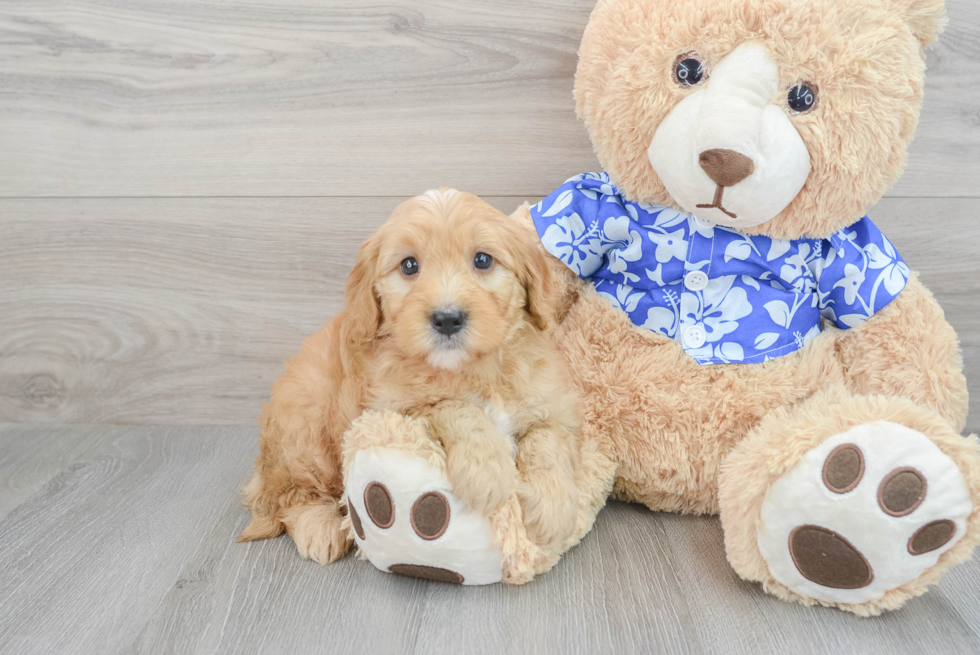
[{"left": 1, "top": 0, "right": 978, "bottom": 431}]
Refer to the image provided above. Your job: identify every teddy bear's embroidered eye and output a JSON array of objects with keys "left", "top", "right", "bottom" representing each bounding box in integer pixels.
[
  {"left": 673, "top": 52, "right": 707, "bottom": 87},
  {"left": 400, "top": 257, "right": 419, "bottom": 276},
  {"left": 787, "top": 81, "right": 818, "bottom": 114}
]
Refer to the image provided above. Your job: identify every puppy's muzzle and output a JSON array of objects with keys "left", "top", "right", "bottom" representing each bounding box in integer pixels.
[{"left": 430, "top": 309, "right": 467, "bottom": 337}]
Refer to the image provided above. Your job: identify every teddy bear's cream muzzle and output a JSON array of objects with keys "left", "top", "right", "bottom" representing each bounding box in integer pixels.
[{"left": 648, "top": 41, "right": 811, "bottom": 229}]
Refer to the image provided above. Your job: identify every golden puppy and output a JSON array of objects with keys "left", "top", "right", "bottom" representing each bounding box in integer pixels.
[{"left": 239, "top": 189, "right": 582, "bottom": 565}]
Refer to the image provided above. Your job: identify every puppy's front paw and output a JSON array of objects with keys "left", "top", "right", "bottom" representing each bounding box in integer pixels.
[
  {"left": 282, "top": 502, "right": 352, "bottom": 565},
  {"left": 445, "top": 441, "right": 516, "bottom": 516},
  {"left": 517, "top": 475, "right": 579, "bottom": 548}
]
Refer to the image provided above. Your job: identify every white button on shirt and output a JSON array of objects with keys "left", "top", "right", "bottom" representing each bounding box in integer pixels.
[
  {"left": 683, "top": 325, "right": 707, "bottom": 349},
  {"left": 695, "top": 215, "right": 715, "bottom": 229},
  {"left": 684, "top": 270, "right": 709, "bottom": 291}
]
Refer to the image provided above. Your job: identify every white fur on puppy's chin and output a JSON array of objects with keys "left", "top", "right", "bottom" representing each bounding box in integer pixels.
[
  {"left": 426, "top": 346, "right": 470, "bottom": 371},
  {"left": 648, "top": 42, "right": 811, "bottom": 230}
]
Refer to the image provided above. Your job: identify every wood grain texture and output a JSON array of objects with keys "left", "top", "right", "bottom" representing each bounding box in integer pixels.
[
  {"left": 1, "top": 196, "right": 977, "bottom": 430},
  {"left": 0, "top": 424, "right": 257, "bottom": 655},
  {"left": 0, "top": 424, "right": 978, "bottom": 655},
  {"left": 0, "top": 0, "right": 596, "bottom": 198},
  {"left": 0, "top": 0, "right": 977, "bottom": 198},
  {"left": 0, "top": 424, "right": 112, "bottom": 520}
]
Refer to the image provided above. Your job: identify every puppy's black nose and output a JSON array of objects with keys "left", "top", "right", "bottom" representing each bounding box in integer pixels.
[{"left": 430, "top": 310, "right": 467, "bottom": 336}]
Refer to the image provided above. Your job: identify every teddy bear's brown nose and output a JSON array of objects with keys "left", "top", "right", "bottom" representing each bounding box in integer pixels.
[{"left": 698, "top": 148, "right": 755, "bottom": 187}]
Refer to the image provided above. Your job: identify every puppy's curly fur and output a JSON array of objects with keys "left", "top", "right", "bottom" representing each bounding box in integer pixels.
[{"left": 239, "top": 189, "right": 583, "bottom": 564}]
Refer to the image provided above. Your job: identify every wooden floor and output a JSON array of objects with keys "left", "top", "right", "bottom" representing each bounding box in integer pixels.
[
  {"left": 2, "top": 0, "right": 980, "bottom": 652},
  {"left": 1, "top": 423, "right": 979, "bottom": 655}
]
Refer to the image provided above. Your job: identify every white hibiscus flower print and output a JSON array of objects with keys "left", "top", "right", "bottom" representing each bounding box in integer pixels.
[
  {"left": 778, "top": 247, "right": 816, "bottom": 294},
  {"left": 597, "top": 282, "right": 645, "bottom": 314},
  {"left": 540, "top": 212, "right": 601, "bottom": 276},
  {"left": 865, "top": 236, "right": 910, "bottom": 297},
  {"left": 643, "top": 307, "right": 677, "bottom": 336},
  {"left": 640, "top": 206, "right": 689, "bottom": 231},
  {"left": 833, "top": 263, "right": 866, "bottom": 305},
  {"left": 641, "top": 286, "right": 682, "bottom": 336},
  {"left": 767, "top": 238, "right": 792, "bottom": 262},
  {"left": 601, "top": 216, "right": 644, "bottom": 283},
  {"left": 680, "top": 275, "right": 752, "bottom": 343},
  {"left": 650, "top": 229, "right": 688, "bottom": 263},
  {"left": 700, "top": 286, "right": 752, "bottom": 342}
]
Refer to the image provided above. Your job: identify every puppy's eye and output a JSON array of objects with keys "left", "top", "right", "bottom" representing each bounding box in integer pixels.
[
  {"left": 473, "top": 252, "right": 493, "bottom": 270},
  {"left": 673, "top": 52, "right": 707, "bottom": 87},
  {"left": 787, "top": 82, "right": 818, "bottom": 114},
  {"left": 400, "top": 257, "right": 419, "bottom": 276}
]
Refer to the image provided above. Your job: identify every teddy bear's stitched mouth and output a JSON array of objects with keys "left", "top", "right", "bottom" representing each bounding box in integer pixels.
[{"left": 696, "top": 184, "right": 738, "bottom": 219}]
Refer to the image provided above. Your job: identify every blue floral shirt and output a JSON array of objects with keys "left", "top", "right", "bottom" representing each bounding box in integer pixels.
[{"left": 531, "top": 173, "right": 910, "bottom": 365}]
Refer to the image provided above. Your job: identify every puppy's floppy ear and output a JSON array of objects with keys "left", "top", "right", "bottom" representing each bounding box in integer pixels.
[
  {"left": 515, "top": 234, "right": 555, "bottom": 332},
  {"left": 340, "top": 234, "right": 383, "bottom": 350}
]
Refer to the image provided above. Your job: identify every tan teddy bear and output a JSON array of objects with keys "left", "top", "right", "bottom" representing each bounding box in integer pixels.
[
  {"left": 302, "top": 0, "right": 980, "bottom": 616},
  {"left": 508, "top": 0, "right": 980, "bottom": 615}
]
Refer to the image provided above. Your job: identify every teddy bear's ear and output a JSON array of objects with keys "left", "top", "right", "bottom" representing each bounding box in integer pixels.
[{"left": 885, "top": 0, "right": 947, "bottom": 49}]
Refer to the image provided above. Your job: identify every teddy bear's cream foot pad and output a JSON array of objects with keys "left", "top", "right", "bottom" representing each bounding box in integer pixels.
[
  {"left": 758, "top": 422, "right": 972, "bottom": 604},
  {"left": 345, "top": 447, "right": 504, "bottom": 585}
]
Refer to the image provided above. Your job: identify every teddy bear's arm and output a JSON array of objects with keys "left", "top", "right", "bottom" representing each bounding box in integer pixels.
[{"left": 834, "top": 272, "right": 969, "bottom": 432}]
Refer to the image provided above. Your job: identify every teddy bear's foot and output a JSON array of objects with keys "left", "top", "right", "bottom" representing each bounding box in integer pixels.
[
  {"left": 342, "top": 411, "right": 505, "bottom": 585},
  {"left": 758, "top": 421, "right": 972, "bottom": 606},
  {"left": 720, "top": 394, "right": 980, "bottom": 614},
  {"left": 346, "top": 448, "right": 506, "bottom": 585}
]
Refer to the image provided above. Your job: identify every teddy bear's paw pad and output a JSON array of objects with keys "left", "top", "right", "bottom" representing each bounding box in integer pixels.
[
  {"left": 363, "top": 482, "right": 395, "bottom": 528},
  {"left": 758, "top": 422, "right": 972, "bottom": 604},
  {"left": 410, "top": 492, "right": 451, "bottom": 540},
  {"left": 346, "top": 447, "right": 503, "bottom": 585},
  {"left": 388, "top": 563, "right": 464, "bottom": 584},
  {"left": 787, "top": 525, "right": 872, "bottom": 590}
]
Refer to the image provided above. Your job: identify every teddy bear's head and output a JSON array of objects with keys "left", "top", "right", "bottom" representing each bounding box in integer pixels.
[{"left": 574, "top": 0, "right": 944, "bottom": 238}]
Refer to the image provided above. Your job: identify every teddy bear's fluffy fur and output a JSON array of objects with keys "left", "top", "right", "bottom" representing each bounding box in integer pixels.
[
  {"left": 515, "top": 235, "right": 979, "bottom": 612},
  {"left": 576, "top": 0, "right": 945, "bottom": 239},
  {"left": 495, "top": 0, "right": 979, "bottom": 615}
]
